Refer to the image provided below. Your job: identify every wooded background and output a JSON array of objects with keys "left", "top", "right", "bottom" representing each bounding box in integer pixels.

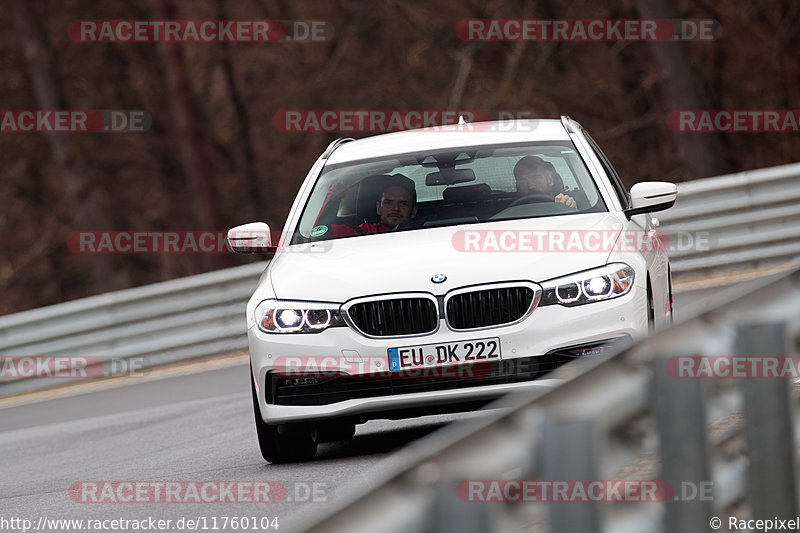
[{"left": 0, "top": 0, "right": 798, "bottom": 315}]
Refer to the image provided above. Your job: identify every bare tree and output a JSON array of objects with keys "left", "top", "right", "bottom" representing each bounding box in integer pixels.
[
  {"left": 636, "top": 0, "right": 725, "bottom": 179},
  {"left": 3, "top": 0, "right": 119, "bottom": 291},
  {"left": 151, "top": 0, "right": 224, "bottom": 269},
  {"left": 215, "top": 0, "right": 264, "bottom": 221}
]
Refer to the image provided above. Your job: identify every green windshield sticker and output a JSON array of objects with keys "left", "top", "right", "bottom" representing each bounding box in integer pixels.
[{"left": 310, "top": 225, "right": 328, "bottom": 237}]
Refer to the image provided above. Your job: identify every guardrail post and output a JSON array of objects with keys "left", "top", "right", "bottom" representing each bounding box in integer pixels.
[
  {"left": 737, "top": 322, "right": 799, "bottom": 519},
  {"left": 435, "top": 480, "right": 489, "bottom": 533},
  {"left": 652, "top": 355, "right": 713, "bottom": 531},
  {"left": 541, "top": 418, "right": 601, "bottom": 533}
]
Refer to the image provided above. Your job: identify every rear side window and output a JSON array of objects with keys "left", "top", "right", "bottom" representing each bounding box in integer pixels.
[{"left": 584, "top": 131, "right": 630, "bottom": 209}]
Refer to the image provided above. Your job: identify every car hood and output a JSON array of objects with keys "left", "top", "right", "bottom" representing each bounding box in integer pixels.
[{"left": 267, "top": 213, "right": 624, "bottom": 302}]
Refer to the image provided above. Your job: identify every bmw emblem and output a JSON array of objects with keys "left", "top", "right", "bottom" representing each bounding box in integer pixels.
[{"left": 431, "top": 274, "right": 447, "bottom": 283}]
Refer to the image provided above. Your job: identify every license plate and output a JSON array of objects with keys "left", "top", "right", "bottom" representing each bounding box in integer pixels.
[{"left": 388, "top": 337, "right": 502, "bottom": 371}]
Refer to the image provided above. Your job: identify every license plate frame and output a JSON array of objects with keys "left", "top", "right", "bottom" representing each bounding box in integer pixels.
[{"left": 387, "top": 337, "right": 502, "bottom": 371}]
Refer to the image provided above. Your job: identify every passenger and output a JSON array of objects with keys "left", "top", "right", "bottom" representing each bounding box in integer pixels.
[
  {"left": 331, "top": 174, "right": 418, "bottom": 236},
  {"left": 513, "top": 155, "right": 577, "bottom": 208}
]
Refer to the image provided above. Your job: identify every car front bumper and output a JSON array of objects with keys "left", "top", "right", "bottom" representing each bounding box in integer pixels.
[{"left": 249, "top": 284, "right": 646, "bottom": 424}]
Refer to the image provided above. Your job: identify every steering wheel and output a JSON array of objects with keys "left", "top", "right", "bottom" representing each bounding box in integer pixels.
[{"left": 507, "top": 193, "right": 554, "bottom": 208}]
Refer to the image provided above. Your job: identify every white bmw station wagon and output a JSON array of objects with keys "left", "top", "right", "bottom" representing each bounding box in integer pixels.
[{"left": 228, "top": 116, "right": 677, "bottom": 462}]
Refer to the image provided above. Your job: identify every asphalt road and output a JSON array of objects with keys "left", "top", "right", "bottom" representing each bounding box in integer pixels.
[
  {"left": 1, "top": 356, "right": 502, "bottom": 532},
  {"left": 0, "top": 284, "right": 751, "bottom": 532}
]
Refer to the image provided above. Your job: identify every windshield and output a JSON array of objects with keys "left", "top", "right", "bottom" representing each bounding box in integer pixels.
[{"left": 292, "top": 141, "right": 606, "bottom": 244}]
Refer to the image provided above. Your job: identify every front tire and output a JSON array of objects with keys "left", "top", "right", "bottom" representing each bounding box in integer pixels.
[
  {"left": 251, "top": 371, "right": 317, "bottom": 463},
  {"left": 317, "top": 421, "right": 356, "bottom": 442}
]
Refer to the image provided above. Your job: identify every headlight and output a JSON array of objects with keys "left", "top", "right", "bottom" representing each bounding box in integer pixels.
[
  {"left": 255, "top": 300, "right": 345, "bottom": 333},
  {"left": 540, "top": 263, "right": 635, "bottom": 307}
]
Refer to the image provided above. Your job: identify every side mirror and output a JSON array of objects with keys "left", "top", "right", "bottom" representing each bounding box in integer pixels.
[
  {"left": 625, "top": 182, "right": 677, "bottom": 219},
  {"left": 227, "top": 222, "right": 274, "bottom": 253}
]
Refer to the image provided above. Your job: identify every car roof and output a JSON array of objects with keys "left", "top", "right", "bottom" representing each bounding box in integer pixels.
[{"left": 325, "top": 119, "right": 573, "bottom": 165}]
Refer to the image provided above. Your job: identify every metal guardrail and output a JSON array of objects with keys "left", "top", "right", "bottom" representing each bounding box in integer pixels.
[
  {"left": 0, "top": 261, "right": 266, "bottom": 396},
  {"left": 659, "top": 162, "right": 800, "bottom": 284},
  {"left": 1, "top": 162, "right": 799, "bottom": 397},
  {"left": 295, "top": 267, "right": 800, "bottom": 533}
]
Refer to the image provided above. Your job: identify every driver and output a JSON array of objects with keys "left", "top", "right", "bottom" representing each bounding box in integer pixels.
[
  {"left": 331, "top": 174, "right": 418, "bottom": 236},
  {"left": 513, "top": 156, "right": 577, "bottom": 209}
]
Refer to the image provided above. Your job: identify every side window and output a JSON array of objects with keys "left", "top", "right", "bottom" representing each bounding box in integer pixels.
[{"left": 584, "top": 131, "right": 630, "bottom": 209}]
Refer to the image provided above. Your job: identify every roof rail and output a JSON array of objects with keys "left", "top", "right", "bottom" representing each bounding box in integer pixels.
[
  {"left": 560, "top": 114, "right": 577, "bottom": 133},
  {"left": 321, "top": 137, "right": 354, "bottom": 160}
]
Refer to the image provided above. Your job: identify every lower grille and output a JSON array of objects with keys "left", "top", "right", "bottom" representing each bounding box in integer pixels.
[
  {"left": 446, "top": 285, "right": 535, "bottom": 329},
  {"left": 268, "top": 337, "right": 628, "bottom": 407},
  {"left": 269, "top": 354, "right": 571, "bottom": 406},
  {"left": 346, "top": 297, "right": 438, "bottom": 336}
]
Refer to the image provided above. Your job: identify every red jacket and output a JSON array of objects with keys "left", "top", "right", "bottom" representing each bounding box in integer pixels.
[{"left": 330, "top": 221, "right": 411, "bottom": 237}]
